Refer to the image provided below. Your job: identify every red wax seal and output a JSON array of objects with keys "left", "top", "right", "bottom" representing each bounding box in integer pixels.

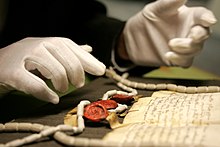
[
  {"left": 93, "top": 100, "right": 118, "bottom": 109},
  {"left": 111, "top": 94, "right": 134, "bottom": 104},
  {"left": 83, "top": 100, "right": 117, "bottom": 122},
  {"left": 84, "top": 103, "right": 108, "bottom": 122}
]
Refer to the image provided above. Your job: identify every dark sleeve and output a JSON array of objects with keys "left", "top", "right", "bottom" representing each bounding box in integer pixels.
[
  {"left": 47, "top": 0, "right": 126, "bottom": 68},
  {"left": 0, "top": 0, "right": 155, "bottom": 75},
  {"left": 0, "top": 0, "right": 125, "bottom": 67}
]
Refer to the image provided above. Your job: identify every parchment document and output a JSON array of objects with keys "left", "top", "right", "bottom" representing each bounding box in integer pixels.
[{"left": 103, "top": 91, "right": 220, "bottom": 147}]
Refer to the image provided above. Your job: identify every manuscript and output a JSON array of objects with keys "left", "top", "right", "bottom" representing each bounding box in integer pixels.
[{"left": 103, "top": 91, "right": 220, "bottom": 146}]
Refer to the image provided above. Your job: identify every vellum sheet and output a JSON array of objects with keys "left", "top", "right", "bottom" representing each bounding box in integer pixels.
[{"left": 103, "top": 91, "right": 220, "bottom": 146}]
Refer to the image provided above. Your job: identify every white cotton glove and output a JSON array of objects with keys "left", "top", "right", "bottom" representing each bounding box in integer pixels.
[
  {"left": 0, "top": 37, "right": 106, "bottom": 104},
  {"left": 123, "top": 0, "right": 217, "bottom": 67}
]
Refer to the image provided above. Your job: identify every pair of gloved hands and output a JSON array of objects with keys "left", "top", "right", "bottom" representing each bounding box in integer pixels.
[{"left": 0, "top": 0, "right": 217, "bottom": 104}]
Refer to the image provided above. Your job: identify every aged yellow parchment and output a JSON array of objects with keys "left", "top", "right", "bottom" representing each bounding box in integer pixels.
[{"left": 103, "top": 91, "right": 220, "bottom": 147}]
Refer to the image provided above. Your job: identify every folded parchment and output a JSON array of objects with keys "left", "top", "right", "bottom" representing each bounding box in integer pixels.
[{"left": 104, "top": 91, "right": 220, "bottom": 147}]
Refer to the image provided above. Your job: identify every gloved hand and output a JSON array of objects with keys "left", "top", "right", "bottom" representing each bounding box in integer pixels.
[
  {"left": 0, "top": 37, "right": 106, "bottom": 104},
  {"left": 123, "top": 0, "right": 217, "bottom": 67}
]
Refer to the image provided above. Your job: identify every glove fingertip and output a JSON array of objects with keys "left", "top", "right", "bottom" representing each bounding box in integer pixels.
[
  {"left": 39, "top": 89, "right": 60, "bottom": 104},
  {"left": 83, "top": 58, "right": 106, "bottom": 76},
  {"left": 75, "top": 80, "right": 85, "bottom": 89},
  {"left": 165, "top": 51, "right": 193, "bottom": 68},
  {"left": 34, "top": 89, "right": 60, "bottom": 104},
  {"left": 48, "top": 95, "right": 59, "bottom": 104},
  {"left": 201, "top": 12, "right": 217, "bottom": 27},
  {"left": 94, "top": 63, "right": 106, "bottom": 76},
  {"left": 189, "top": 26, "right": 209, "bottom": 43},
  {"left": 165, "top": 51, "right": 174, "bottom": 60},
  {"left": 164, "top": 51, "right": 174, "bottom": 66},
  {"left": 80, "top": 45, "right": 93, "bottom": 53}
]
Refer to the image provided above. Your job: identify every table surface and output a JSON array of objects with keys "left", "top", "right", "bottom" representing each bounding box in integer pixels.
[{"left": 1, "top": 76, "right": 220, "bottom": 146}]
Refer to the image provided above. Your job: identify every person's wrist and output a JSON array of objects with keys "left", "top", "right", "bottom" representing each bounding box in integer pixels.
[
  {"left": 111, "top": 32, "right": 136, "bottom": 72},
  {"left": 116, "top": 33, "right": 130, "bottom": 61}
]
